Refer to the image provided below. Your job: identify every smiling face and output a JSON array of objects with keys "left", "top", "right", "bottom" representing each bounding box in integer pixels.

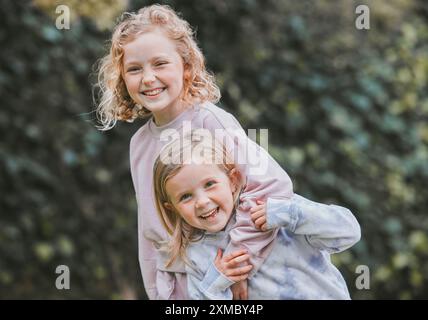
[
  {"left": 164, "top": 164, "right": 239, "bottom": 233},
  {"left": 122, "top": 29, "right": 187, "bottom": 126}
]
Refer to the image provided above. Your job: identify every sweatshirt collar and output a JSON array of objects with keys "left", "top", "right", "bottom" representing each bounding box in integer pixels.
[{"left": 147, "top": 104, "right": 199, "bottom": 137}]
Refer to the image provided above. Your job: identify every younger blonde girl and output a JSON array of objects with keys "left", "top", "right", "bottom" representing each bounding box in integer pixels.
[{"left": 153, "top": 131, "right": 361, "bottom": 300}]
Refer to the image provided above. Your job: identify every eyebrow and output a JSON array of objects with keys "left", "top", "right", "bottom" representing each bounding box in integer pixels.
[{"left": 124, "top": 55, "right": 170, "bottom": 68}]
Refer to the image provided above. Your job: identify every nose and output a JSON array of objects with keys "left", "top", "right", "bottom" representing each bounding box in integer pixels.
[
  {"left": 195, "top": 193, "right": 210, "bottom": 210},
  {"left": 141, "top": 68, "right": 155, "bottom": 85}
]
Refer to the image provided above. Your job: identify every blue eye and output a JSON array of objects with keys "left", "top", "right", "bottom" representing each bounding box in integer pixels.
[
  {"left": 205, "top": 180, "right": 216, "bottom": 188},
  {"left": 180, "top": 193, "right": 191, "bottom": 202},
  {"left": 127, "top": 67, "right": 141, "bottom": 73}
]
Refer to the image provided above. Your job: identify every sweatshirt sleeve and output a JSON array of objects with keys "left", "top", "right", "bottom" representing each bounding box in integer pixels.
[
  {"left": 266, "top": 194, "right": 361, "bottom": 253},
  {"left": 137, "top": 217, "right": 187, "bottom": 300},
  {"left": 187, "top": 262, "right": 234, "bottom": 300},
  {"left": 202, "top": 106, "right": 294, "bottom": 276},
  {"left": 135, "top": 194, "right": 159, "bottom": 299},
  {"left": 130, "top": 132, "right": 176, "bottom": 300}
]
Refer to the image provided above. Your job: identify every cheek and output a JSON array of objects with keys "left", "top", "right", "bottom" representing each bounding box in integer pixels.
[
  {"left": 123, "top": 76, "right": 138, "bottom": 92},
  {"left": 228, "top": 191, "right": 236, "bottom": 210},
  {"left": 176, "top": 204, "right": 192, "bottom": 219},
  {"left": 180, "top": 209, "right": 199, "bottom": 227},
  {"left": 164, "top": 68, "right": 184, "bottom": 86},
  {"left": 219, "top": 189, "right": 234, "bottom": 210}
]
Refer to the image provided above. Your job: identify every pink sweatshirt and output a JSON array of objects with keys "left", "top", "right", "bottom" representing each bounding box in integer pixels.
[{"left": 129, "top": 101, "right": 293, "bottom": 299}]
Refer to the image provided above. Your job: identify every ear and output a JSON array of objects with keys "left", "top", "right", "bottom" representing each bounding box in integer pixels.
[
  {"left": 183, "top": 64, "right": 192, "bottom": 80},
  {"left": 228, "top": 168, "right": 241, "bottom": 193},
  {"left": 164, "top": 202, "right": 174, "bottom": 212}
]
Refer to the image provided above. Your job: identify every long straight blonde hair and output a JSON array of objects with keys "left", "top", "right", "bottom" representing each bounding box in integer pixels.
[{"left": 153, "top": 130, "right": 243, "bottom": 267}]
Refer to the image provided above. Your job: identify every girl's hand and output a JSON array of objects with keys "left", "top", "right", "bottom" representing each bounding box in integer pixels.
[
  {"left": 231, "top": 279, "right": 248, "bottom": 300},
  {"left": 214, "top": 249, "right": 253, "bottom": 282},
  {"left": 250, "top": 200, "right": 267, "bottom": 231}
]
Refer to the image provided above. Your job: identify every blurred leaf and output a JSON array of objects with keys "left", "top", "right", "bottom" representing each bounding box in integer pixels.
[{"left": 34, "top": 243, "right": 54, "bottom": 262}]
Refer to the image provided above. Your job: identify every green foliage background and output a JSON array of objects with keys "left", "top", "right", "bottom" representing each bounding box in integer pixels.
[{"left": 1, "top": 0, "right": 427, "bottom": 299}]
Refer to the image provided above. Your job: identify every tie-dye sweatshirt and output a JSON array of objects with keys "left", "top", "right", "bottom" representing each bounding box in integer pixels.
[{"left": 185, "top": 194, "right": 361, "bottom": 300}]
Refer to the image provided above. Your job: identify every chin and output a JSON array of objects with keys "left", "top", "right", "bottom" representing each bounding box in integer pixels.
[{"left": 208, "top": 222, "right": 228, "bottom": 233}]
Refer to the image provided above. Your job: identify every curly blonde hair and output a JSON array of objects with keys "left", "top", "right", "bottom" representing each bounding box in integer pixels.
[
  {"left": 153, "top": 130, "right": 243, "bottom": 267},
  {"left": 94, "top": 4, "right": 221, "bottom": 130}
]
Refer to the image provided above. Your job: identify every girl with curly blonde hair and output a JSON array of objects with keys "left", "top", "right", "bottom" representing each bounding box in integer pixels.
[
  {"left": 94, "top": 4, "right": 295, "bottom": 300},
  {"left": 95, "top": 4, "right": 220, "bottom": 130}
]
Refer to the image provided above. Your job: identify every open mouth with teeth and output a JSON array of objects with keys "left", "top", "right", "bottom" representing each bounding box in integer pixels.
[
  {"left": 199, "top": 207, "right": 219, "bottom": 220},
  {"left": 141, "top": 87, "right": 166, "bottom": 96}
]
